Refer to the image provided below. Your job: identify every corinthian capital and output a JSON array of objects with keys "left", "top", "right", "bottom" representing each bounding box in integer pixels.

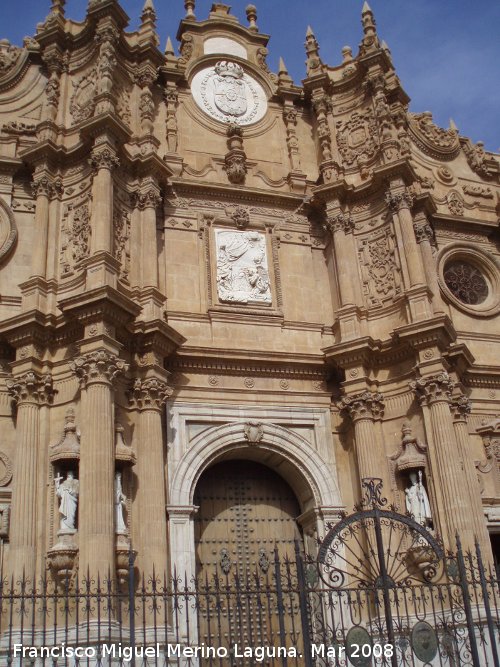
[
  {"left": 385, "top": 188, "right": 414, "bottom": 213},
  {"left": 338, "top": 391, "right": 385, "bottom": 421},
  {"left": 130, "top": 187, "right": 162, "bottom": 211},
  {"left": 324, "top": 212, "right": 355, "bottom": 235},
  {"left": 6, "top": 371, "right": 55, "bottom": 405},
  {"left": 128, "top": 377, "right": 172, "bottom": 411},
  {"left": 410, "top": 372, "right": 454, "bottom": 406},
  {"left": 450, "top": 395, "right": 472, "bottom": 422},
  {"left": 89, "top": 146, "right": 120, "bottom": 172},
  {"left": 70, "top": 351, "right": 128, "bottom": 388}
]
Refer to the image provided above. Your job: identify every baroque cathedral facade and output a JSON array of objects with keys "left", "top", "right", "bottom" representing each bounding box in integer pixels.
[{"left": 0, "top": 0, "right": 499, "bottom": 590}]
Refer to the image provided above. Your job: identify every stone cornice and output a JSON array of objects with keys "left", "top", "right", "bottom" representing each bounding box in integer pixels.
[
  {"left": 166, "top": 353, "right": 327, "bottom": 380},
  {"left": 59, "top": 285, "right": 141, "bottom": 328},
  {"left": 392, "top": 315, "right": 457, "bottom": 353}
]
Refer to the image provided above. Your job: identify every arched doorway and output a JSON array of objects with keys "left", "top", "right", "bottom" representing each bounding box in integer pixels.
[
  {"left": 194, "top": 460, "right": 302, "bottom": 579},
  {"left": 193, "top": 460, "right": 304, "bottom": 663}
]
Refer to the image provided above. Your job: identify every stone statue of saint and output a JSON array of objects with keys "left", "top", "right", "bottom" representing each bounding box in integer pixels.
[
  {"left": 405, "top": 470, "right": 432, "bottom": 528},
  {"left": 55, "top": 471, "right": 79, "bottom": 532},
  {"left": 115, "top": 472, "right": 127, "bottom": 534}
]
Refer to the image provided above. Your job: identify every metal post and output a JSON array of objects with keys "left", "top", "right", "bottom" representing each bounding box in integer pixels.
[
  {"left": 274, "top": 548, "right": 288, "bottom": 667},
  {"left": 128, "top": 549, "right": 136, "bottom": 667},
  {"left": 456, "top": 534, "right": 481, "bottom": 667},
  {"left": 373, "top": 507, "right": 397, "bottom": 667},
  {"left": 475, "top": 539, "right": 499, "bottom": 667},
  {"left": 294, "top": 541, "right": 313, "bottom": 667}
]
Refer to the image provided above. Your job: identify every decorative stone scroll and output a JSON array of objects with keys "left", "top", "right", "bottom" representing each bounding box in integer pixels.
[
  {"left": 408, "top": 112, "right": 460, "bottom": 160},
  {"left": 215, "top": 229, "right": 272, "bottom": 304}
]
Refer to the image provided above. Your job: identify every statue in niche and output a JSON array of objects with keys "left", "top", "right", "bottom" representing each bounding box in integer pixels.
[
  {"left": 115, "top": 472, "right": 127, "bottom": 534},
  {"left": 216, "top": 230, "right": 272, "bottom": 304},
  {"left": 405, "top": 470, "right": 432, "bottom": 528},
  {"left": 55, "top": 471, "right": 79, "bottom": 532}
]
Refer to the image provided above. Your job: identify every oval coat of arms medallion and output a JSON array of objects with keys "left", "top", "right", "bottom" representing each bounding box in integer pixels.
[
  {"left": 191, "top": 60, "right": 267, "bottom": 126},
  {"left": 0, "top": 198, "right": 17, "bottom": 265}
]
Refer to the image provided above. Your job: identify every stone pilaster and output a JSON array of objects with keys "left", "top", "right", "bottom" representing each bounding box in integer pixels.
[
  {"left": 410, "top": 373, "right": 471, "bottom": 547},
  {"left": 70, "top": 350, "right": 128, "bottom": 579},
  {"left": 6, "top": 372, "right": 54, "bottom": 578},
  {"left": 128, "top": 376, "right": 172, "bottom": 577},
  {"left": 450, "top": 395, "right": 491, "bottom": 555},
  {"left": 339, "top": 391, "right": 385, "bottom": 488}
]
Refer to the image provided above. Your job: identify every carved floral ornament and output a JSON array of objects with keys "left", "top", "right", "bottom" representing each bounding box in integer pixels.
[
  {"left": 0, "top": 198, "right": 17, "bottom": 266},
  {"left": 436, "top": 243, "right": 500, "bottom": 317}
]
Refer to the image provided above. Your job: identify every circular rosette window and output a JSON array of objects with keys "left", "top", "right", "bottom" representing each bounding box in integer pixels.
[{"left": 437, "top": 243, "right": 500, "bottom": 316}]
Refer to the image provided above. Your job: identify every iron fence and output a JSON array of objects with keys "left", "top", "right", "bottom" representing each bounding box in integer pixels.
[{"left": 0, "top": 480, "right": 499, "bottom": 666}]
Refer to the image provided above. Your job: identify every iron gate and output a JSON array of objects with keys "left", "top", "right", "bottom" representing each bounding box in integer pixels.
[{"left": 0, "top": 480, "right": 499, "bottom": 666}]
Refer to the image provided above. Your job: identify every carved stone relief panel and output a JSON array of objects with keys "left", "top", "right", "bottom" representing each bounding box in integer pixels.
[
  {"left": 336, "top": 110, "right": 379, "bottom": 169},
  {"left": 113, "top": 204, "right": 131, "bottom": 282},
  {"left": 358, "top": 227, "right": 402, "bottom": 307},
  {"left": 60, "top": 195, "right": 92, "bottom": 276},
  {"left": 70, "top": 68, "right": 97, "bottom": 125},
  {"left": 215, "top": 229, "right": 272, "bottom": 305}
]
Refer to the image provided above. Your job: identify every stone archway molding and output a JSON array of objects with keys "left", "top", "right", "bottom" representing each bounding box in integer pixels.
[{"left": 170, "top": 420, "right": 342, "bottom": 512}]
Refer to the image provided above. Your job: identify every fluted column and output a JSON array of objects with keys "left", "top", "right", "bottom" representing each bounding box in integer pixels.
[
  {"left": 413, "top": 212, "right": 445, "bottom": 313},
  {"left": 132, "top": 179, "right": 162, "bottom": 289},
  {"left": 30, "top": 174, "right": 62, "bottom": 278},
  {"left": 451, "top": 396, "right": 491, "bottom": 555},
  {"left": 71, "top": 351, "right": 128, "bottom": 579},
  {"left": 411, "top": 373, "right": 472, "bottom": 547},
  {"left": 386, "top": 188, "right": 425, "bottom": 288},
  {"left": 339, "top": 391, "right": 385, "bottom": 486},
  {"left": 128, "top": 377, "right": 172, "bottom": 577},
  {"left": 6, "top": 372, "right": 54, "bottom": 578},
  {"left": 89, "top": 143, "right": 119, "bottom": 255},
  {"left": 325, "top": 212, "right": 357, "bottom": 307}
]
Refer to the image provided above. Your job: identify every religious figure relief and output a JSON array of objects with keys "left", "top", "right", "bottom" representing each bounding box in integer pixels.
[
  {"left": 55, "top": 471, "right": 79, "bottom": 533},
  {"left": 216, "top": 230, "right": 272, "bottom": 304},
  {"left": 115, "top": 472, "right": 127, "bottom": 535},
  {"left": 405, "top": 471, "right": 432, "bottom": 529}
]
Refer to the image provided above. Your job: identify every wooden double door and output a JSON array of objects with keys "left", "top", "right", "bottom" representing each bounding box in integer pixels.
[{"left": 194, "top": 460, "right": 303, "bottom": 660}]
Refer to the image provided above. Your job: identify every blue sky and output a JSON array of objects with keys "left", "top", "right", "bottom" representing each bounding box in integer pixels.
[{"left": 2, "top": 1, "right": 499, "bottom": 151}]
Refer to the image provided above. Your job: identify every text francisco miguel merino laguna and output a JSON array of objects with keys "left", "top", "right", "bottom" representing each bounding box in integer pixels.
[{"left": 13, "top": 642, "right": 347, "bottom": 661}]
